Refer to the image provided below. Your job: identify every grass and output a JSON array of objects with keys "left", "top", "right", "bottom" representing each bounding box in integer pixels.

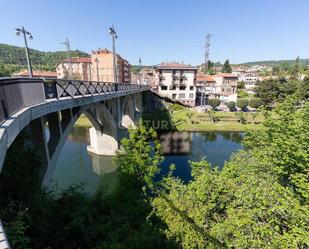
[{"left": 171, "top": 109, "right": 263, "bottom": 131}]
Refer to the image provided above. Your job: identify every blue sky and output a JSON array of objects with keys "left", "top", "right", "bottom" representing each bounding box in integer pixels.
[{"left": 0, "top": 0, "right": 309, "bottom": 65}]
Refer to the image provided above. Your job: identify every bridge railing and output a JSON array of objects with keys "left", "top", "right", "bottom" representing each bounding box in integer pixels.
[
  {"left": 0, "top": 77, "right": 45, "bottom": 124},
  {"left": 44, "top": 79, "right": 146, "bottom": 99},
  {"left": 0, "top": 77, "right": 148, "bottom": 124}
]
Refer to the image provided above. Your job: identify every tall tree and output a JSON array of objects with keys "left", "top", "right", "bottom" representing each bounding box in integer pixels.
[{"left": 222, "top": 59, "right": 232, "bottom": 73}]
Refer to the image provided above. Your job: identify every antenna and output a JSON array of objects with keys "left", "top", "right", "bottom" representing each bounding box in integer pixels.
[
  {"left": 202, "top": 33, "right": 211, "bottom": 107},
  {"left": 60, "top": 37, "right": 73, "bottom": 79}
]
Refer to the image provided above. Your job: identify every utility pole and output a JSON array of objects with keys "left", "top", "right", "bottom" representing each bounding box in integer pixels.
[
  {"left": 15, "top": 26, "right": 33, "bottom": 77},
  {"left": 203, "top": 33, "right": 211, "bottom": 107},
  {"left": 60, "top": 38, "right": 73, "bottom": 79},
  {"left": 109, "top": 26, "right": 118, "bottom": 83}
]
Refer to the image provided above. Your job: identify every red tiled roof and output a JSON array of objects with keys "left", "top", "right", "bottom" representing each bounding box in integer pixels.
[
  {"left": 196, "top": 72, "right": 215, "bottom": 82},
  {"left": 63, "top": 57, "right": 91, "bottom": 63},
  {"left": 157, "top": 63, "right": 196, "bottom": 70},
  {"left": 214, "top": 73, "right": 238, "bottom": 78},
  {"left": 14, "top": 70, "right": 57, "bottom": 78}
]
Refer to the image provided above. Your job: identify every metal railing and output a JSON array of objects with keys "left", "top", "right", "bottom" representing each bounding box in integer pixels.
[
  {"left": 44, "top": 79, "right": 145, "bottom": 99},
  {"left": 0, "top": 78, "right": 148, "bottom": 125}
]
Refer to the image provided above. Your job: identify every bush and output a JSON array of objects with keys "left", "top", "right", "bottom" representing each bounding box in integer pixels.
[
  {"left": 169, "top": 103, "right": 184, "bottom": 111},
  {"left": 226, "top": 101, "right": 236, "bottom": 110},
  {"left": 237, "top": 81, "right": 245, "bottom": 89},
  {"left": 237, "top": 99, "right": 249, "bottom": 110},
  {"left": 208, "top": 99, "right": 220, "bottom": 109},
  {"left": 249, "top": 98, "right": 263, "bottom": 108}
]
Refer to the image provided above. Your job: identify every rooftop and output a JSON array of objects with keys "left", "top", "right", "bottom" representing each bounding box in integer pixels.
[
  {"left": 196, "top": 72, "right": 215, "bottom": 82},
  {"left": 13, "top": 70, "right": 57, "bottom": 78},
  {"left": 214, "top": 73, "right": 238, "bottom": 78},
  {"left": 157, "top": 62, "right": 196, "bottom": 70}
]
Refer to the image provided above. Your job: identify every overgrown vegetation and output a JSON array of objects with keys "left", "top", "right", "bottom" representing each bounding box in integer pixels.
[{"left": 1, "top": 95, "right": 308, "bottom": 248}]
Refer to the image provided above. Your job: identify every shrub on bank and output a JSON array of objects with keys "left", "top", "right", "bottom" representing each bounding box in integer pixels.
[
  {"left": 226, "top": 101, "right": 236, "bottom": 111},
  {"left": 209, "top": 99, "right": 220, "bottom": 109}
]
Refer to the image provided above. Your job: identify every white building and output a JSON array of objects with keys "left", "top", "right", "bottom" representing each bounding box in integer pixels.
[
  {"left": 56, "top": 57, "right": 92, "bottom": 80},
  {"left": 155, "top": 63, "right": 197, "bottom": 107}
]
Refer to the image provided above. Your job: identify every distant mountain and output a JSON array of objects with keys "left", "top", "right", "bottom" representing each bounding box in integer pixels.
[
  {"left": 0, "top": 43, "right": 90, "bottom": 71},
  {"left": 237, "top": 58, "right": 309, "bottom": 66}
]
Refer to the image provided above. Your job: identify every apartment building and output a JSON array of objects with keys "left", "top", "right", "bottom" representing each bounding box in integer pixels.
[
  {"left": 155, "top": 63, "right": 197, "bottom": 107},
  {"left": 212, "top": 73, "right": 238, "bottom": 102},
  {"left": 91, "top": 48, "right": 131, "bottom": 83},
  {"left": 56, "top": 49, "right": 131, "bottom": 83},
  {"left": 56, "top": 57, "right": 92, "bottom": 80}
]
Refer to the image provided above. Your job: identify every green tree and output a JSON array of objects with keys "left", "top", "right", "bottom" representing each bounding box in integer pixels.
[
  {"left": 208, "top": 98, "right": 220, "bottom": 109},
  {"left": 222, "top": 59, "right": 232, "bottom": 73},
  {"left": 236, "top": 99, "right": 248, "bottom": 110},
  {"left": 244, "top": 95, "right": 309, "bottom": 203},
  {"left": 235, "top": 111, "right": 246, "bottom": 124},
  {"left": 115, "top": 122, "right": 163, "bottom": 187}
]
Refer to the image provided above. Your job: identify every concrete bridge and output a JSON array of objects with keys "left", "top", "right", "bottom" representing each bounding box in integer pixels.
[{"left": 0, "top": 78, "right": 149, "bottom": 185}]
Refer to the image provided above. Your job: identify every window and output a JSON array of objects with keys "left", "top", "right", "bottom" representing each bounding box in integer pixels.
[
  {"left": 172, "top": 94, "right": 177, "bottom": 99},
  {"left": 161, "top": 86, "right": 167, "bottom": 90},
  {"left": 169, "top": 86, "right": 176, "bottom": 90},
  {"left": 179, "top": 93, "right": 185, "bottom": 99},
  {"left": 189, "top": 93, "right": 194, "bottom": 98},
  {"left": 190, "top": 86, "right": 194, "bottom": 90},
  {"left": 179, "top": 85, "right": 186, "bottom": 90}
]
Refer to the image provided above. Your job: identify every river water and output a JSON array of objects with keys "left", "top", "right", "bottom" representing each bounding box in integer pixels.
[{"left": 48, "top": 127, "right": 243, "bottom": 195}]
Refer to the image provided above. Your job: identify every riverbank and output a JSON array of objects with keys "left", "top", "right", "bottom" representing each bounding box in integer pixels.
[{"left": 75, "top": 110, "right": 263, "bottom": 132}]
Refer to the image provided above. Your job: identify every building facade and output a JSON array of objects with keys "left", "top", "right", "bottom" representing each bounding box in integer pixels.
[
  {"left": 56, "top": 49, "right": 131, "bottom": 83},
  {"left": 14, "top": 70, "right": 57, "bottom": 80},
  {"left": 56, "top": 57, "right": 92, "bottom": 80},
  {"left": 155, "top": 63, "right": 197, "bottom": 107},
  {"left": 91, "top": 48, "right": 131, "bottom": 83},
  {"left": 212, "top": 73, "right": 238, "bottom": 102}
]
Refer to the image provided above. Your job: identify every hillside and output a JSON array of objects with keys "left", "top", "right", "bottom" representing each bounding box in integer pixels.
[
  {"left": 238, "top": 58, "right": 309, "bottom": 66},
  {"left": 0, "top": 43, "right": 90, "bottom": 73}
]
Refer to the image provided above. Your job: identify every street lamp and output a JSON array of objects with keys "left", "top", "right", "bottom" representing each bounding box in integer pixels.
[
  {"left": 95, "top": 58, "right": 99, "bottom": 82},
  {"left": 16, "top": 26, "right": 33, "bottom": 77},
  {"left": 109, "top": 25, "right": 117, "bottom": 83}
]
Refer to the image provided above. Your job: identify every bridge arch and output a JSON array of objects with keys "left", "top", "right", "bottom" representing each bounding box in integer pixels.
[{"left": 121, "top": 95, "right": 135, "bottom": 129}]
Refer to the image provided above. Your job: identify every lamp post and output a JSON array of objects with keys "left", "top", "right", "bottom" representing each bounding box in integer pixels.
[
  {"left": 15, "top": 26, "right": 33, "bottom": 77},
  {"left": 139, "top": 57, "right": 142, "bottom": 85},
  {"left": 109, "top": 26, "right": 118, "bottom": 83},
  {"left": 95, "top": 58, "right": 99, "bottom": 82}
]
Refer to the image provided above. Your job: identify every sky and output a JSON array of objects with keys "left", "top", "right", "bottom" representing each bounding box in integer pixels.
[{"left": 0, "top": 0, "right": 309, "bottom": 65}]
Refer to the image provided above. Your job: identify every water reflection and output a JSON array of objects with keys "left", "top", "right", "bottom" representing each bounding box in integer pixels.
[{"left": 50, "top": 128, "right": 244, "bottom": 194}]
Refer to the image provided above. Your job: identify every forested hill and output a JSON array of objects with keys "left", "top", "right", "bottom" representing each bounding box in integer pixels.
[
  {"left": 0, "top": 43, "right": 90, "bottom": 72},
  {"left": 239, "top": 58, "right": 309, "bottom": 66}
]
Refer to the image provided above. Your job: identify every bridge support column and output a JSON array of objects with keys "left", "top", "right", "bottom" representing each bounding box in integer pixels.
[
  {"left": 86, "top": 103, "right": 119, "bottom": 156},
  {"left": 29, "top": 117, "right": 50, "bottom": 179}
]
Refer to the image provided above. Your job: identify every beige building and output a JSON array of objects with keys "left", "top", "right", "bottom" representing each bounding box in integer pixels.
[
  {"left": 56, "top": 57, "right": 92, "bottom": 80},
  {"left": 56, "top": 49, "right": 131, "bottom": 83},
  {"left": 212, "top": 73, "right": 238, "bottom": 102},
  {"left": 155, "top": 63, "right": 197, "bottom": 107},
  {"left": 91, "top": 48, "right": 131, "bottom": 83}
]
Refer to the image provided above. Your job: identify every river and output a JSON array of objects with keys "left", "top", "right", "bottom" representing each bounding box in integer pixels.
[{"left": 48, "top": 127, "right": 243, "bottom": 195}]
